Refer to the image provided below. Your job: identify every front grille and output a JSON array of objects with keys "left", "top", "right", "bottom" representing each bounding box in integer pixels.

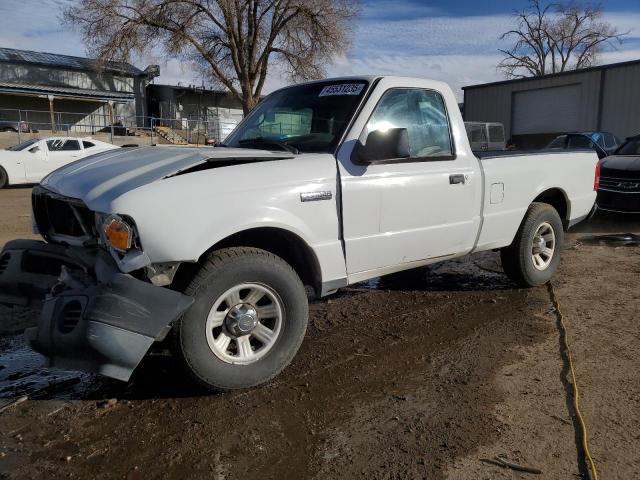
[
  {"left": 599, "top": 176, "right": 640, "bottom": 193},
  {"left": 597, "top": 189, "right": 640, "bottom": 212},
  {"left": 32, "top": 186, "right": 96, "bottom": 244}
]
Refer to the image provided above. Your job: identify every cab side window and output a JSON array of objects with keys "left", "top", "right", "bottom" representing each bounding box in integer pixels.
[{"left": 366, "top": 88, "right": 453, "bottom": 159}]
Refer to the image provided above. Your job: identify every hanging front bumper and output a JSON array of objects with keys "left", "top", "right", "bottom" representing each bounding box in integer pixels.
[{"left": 0, "top": 240, "right": 193, "bottom": 381}]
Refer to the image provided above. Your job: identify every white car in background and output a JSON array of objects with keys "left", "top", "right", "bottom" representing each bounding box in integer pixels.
[{"left": 0, "top": 137, "right": 119, "bottom": 188}]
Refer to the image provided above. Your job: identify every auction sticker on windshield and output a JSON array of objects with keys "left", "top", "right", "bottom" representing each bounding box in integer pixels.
[{"left": 319, "top": 83, "right": 365, "bottom": 97}]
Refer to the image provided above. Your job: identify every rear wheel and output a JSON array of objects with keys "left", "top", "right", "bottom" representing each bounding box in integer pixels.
[
  {"left": 501, "top": 202, "right": 564, "bottom": 287},
  {"left": 0, "top": 167, "right": 8, "bottom": 189},
  {"left": 176, "top": 247, "right": 308, "bottom": 391}
]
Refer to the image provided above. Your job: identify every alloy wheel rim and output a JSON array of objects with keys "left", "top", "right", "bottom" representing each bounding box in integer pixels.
[
  {"left": 205, "top": 283, "right": 283, "bottom": 365},
  {"left": 531, "top": 222, "right": 556, "bottom": 271}
]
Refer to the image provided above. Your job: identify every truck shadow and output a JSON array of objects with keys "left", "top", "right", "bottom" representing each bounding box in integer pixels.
[{"left": 342, "top": 251, "right": 516, "bottom": 294}]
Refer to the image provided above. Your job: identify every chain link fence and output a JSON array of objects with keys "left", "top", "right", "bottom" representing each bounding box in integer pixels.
[{"left": 0, "top": 107, "right": 241, "bottom": 149}]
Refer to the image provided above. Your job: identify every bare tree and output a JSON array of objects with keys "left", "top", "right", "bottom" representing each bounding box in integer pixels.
[
  {"left": 498, "top": 0, "right": 627, "bottom": 78},
  {"left": 63, "top": 0, "right": 359, "bottom": 113}
]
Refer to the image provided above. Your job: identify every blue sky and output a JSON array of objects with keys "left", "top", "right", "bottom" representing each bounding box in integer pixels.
[{"left": 0, "top": 0, "right": 639, "bottom": 100}]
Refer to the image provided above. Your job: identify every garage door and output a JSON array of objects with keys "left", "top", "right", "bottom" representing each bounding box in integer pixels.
[{"left": 512, "top": 84, "right": 581, "bottom": 135}]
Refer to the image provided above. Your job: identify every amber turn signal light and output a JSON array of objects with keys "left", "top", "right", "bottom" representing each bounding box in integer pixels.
[{"left": 103, "top": 216, "right": 132, "bottom": 252}]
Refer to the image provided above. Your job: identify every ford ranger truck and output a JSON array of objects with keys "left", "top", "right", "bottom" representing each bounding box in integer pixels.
[{"left": 0, "top": 76, "right": 600, "bottom": 391}]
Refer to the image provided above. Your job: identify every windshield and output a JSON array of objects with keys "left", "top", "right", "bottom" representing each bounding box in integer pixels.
[
  {"left": 7, "top": 138, "right": 39, "bottom": 151},
  {"left": 225, "top": 80, "right": 369, "bottom": 153},
  {"left": 615, "top": 137, "right": 640, "bottom": 155}
]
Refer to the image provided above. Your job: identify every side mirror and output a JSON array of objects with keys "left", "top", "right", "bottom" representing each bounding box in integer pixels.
[
  {"left": 352, "top": 128, "right": 410, "bottom": 165},
  {"left": 28, "top": 146, "right": 40, "bottom": 153}
]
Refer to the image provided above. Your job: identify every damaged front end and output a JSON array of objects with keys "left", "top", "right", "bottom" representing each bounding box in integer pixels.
[{"left": 0, "top": 240, "right": 193, "bottom": 381}]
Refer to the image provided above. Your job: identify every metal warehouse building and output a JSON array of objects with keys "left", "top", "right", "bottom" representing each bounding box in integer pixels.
[
  {"left": 462, "top": 59, "right": 640, "bottom": 149},
  {"left": 0, "top": 47, "right": 155, "bottom": 132}
]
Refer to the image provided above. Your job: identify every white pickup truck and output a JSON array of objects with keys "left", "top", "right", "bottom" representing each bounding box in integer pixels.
[{"left": 0, "top": 76, "right": 599, "bottom": 391}]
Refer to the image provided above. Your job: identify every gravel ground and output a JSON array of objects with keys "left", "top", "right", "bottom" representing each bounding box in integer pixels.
[{"left": 0, "top": 187, "right": 639, "bottom": 479}]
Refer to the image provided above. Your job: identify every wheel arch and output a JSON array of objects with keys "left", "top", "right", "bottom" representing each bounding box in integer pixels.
[
  {"left": 173, "top": 227, "right": 323, "bottom": 297},
  {"left": 531, "top": 188, "right": 570, "bottom": 228}
]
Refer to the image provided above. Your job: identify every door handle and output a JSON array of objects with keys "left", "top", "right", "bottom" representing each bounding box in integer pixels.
[{"left": 449, "top": 174, "right": 466, "bottom": 185}]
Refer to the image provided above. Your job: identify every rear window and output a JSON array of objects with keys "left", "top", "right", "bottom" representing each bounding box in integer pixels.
[
  {"left": 82, "top": 141, "right": 95, "bottom": 148},
  {"left": 488, "top": 125, "right": 505, "bottom": 143},
  {"left": 259, "top": 108, "right": 312, "bottom": 137}
]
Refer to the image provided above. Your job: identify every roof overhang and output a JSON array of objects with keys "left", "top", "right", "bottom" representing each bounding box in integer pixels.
[{"left": 0, "top": 82, "right": 135, "bottom": 102}]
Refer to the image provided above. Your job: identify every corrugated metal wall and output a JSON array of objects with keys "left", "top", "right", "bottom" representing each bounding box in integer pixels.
[
  {"left": 600, "top": 63, "right": 640, "bottom": 139},
  {"left": 0, "top": 64, "right": 134, "bottom": 93},
  {"left": 463, "top": 62, "right": 640, "bottom": 143}
]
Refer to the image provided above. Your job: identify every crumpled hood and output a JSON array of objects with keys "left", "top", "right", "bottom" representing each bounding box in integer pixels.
[
  {"left": 600, "top": 155, "right": 640, "bottom": 178},
  {"left": 41, "top": 146, "right": 293, "bottom": 209}
]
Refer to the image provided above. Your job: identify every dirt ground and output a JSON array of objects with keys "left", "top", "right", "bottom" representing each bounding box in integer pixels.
[{"left": 1, "top": 186, "right": 639, "bottom": 479}]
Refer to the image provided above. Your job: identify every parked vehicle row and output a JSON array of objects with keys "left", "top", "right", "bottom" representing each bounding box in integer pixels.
[
  {"left": 0, "top": 76, "right": 599, "bottom": 391},
  {"left": 0, "top": 137, "right": 119, "bottom": 188},
  {"left": 546, "top": 131, "right": 621, "bottom": 159}
]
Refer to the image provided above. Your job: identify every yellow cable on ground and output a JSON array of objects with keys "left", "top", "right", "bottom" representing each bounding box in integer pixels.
[{"left": 547, "top": 282, "right": 599, "bottom": 480}]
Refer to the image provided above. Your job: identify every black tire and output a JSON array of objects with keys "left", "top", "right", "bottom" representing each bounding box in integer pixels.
[
  {"left": 500, "top": 202, "right": 564, "bottom": 287},
  {"left": 0, "top": 167, "right": 8, "bottom": 189},
  {"left": 176, "top": 247, "right": 308, "bottom": 391}
]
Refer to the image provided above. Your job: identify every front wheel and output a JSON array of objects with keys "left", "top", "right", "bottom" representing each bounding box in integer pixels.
[
  {"left": 176, "top": 247, "right": 308, "bottom": 391},
  {"left": 501, "top": 202, "right": 564, "bottom": 287}
]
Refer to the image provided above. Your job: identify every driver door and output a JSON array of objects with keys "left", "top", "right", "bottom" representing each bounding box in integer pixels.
[{"left": 337, "top": 79, "right": 481, "bottom": 279}]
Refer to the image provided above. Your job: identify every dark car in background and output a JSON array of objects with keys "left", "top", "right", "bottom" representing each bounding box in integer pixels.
[
  {"left": 597, "top": 134, "right": 640, "bottom": 213},
  {"left": 0, "top": 113, "right": 29, "bottom": 132},
  {"left": 546, "top": 131, "right": 621, "bottom": 159}
]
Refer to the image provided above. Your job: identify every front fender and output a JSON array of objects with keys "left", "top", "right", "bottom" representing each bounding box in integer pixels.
[{"left": 107, "top": 154, "right": 346, "bottom": 282}]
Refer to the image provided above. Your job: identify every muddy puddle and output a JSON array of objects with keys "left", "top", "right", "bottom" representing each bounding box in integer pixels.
[
  {"left": 0, "top": 335, "right": 101, "bottom": 401},
  {"left": 578, "top": 233, "right": 640, "bottom": 247}
]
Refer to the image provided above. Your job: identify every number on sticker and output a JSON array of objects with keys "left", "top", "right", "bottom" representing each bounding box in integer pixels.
[{"left": 319, "top": 84, "right": 365, "bottom": 97}]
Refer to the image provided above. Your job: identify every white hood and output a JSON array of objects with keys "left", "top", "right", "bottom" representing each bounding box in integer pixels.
[{"left": 40, "top": 146, "right": 294, "bottom": 210}]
